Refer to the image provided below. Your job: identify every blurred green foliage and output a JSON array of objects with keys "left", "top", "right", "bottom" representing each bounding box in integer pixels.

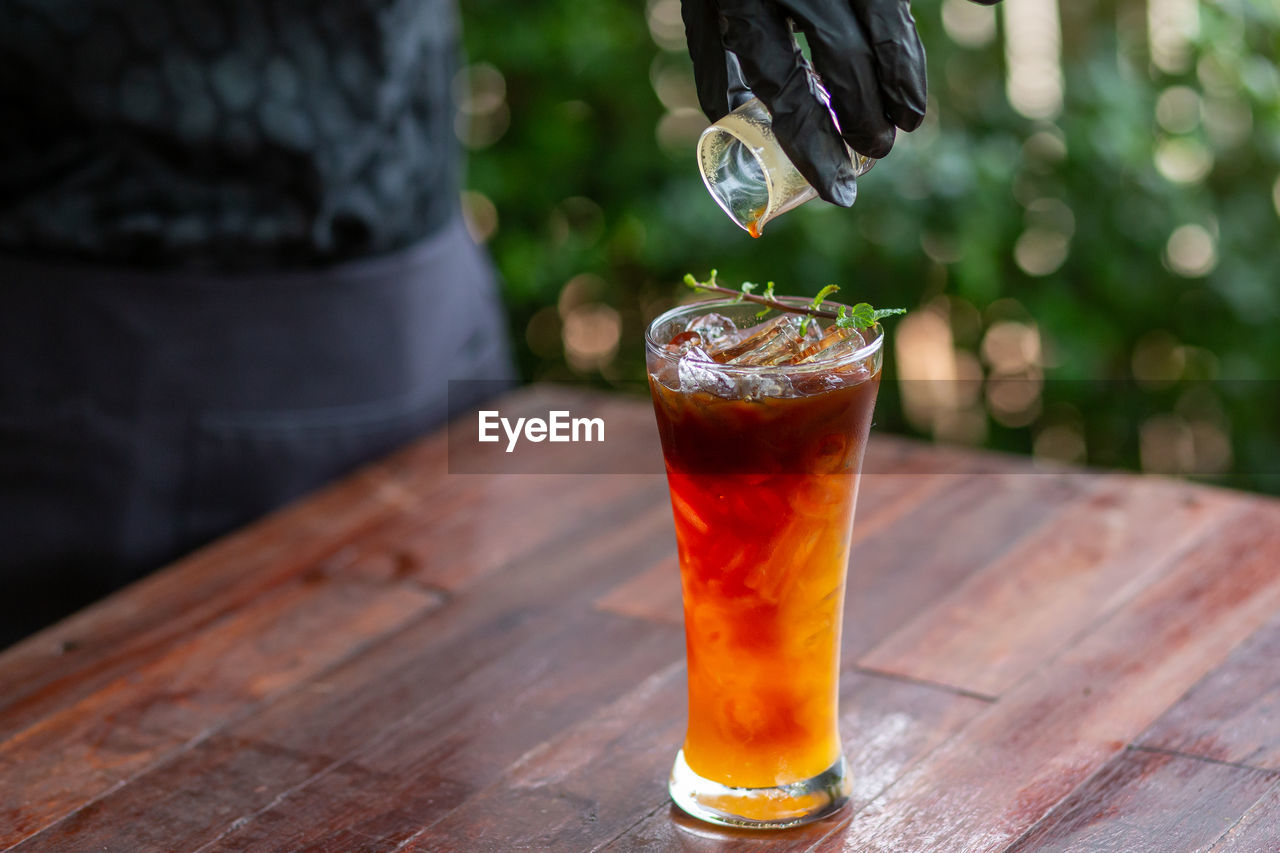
[{"left": 462, "top": 0, "right": 1280, "bottom": 492}]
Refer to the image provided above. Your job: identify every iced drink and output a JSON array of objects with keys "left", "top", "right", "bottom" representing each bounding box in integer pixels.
[{"left": 645, "top": 298, "right": 883, "bottom": 828}]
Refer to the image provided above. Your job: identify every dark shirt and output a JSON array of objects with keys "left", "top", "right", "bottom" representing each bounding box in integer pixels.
[{"left": 0, "top": 0, "right": 462, "bottom": 269}]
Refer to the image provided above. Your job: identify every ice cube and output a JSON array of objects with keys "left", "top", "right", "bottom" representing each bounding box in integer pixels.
[
  {"left": 685, "top": 313, "right": 736, "bottom": 346},
  {"left": 770, "top": 316, "right": 826, "bottom": 365},
  {"left": 707, "top": 315, "right": 805, "bottom": 366},
  {"left": 797, "top": 326, "right": 868, "bottom": 364},
  {"left": 676, "top": 345, "right": 797, "bottom": 399},
  {"left": 802, "top": 316, "right": 825, "bottom": 344},
  {"left": 736, "top": 372, "right": 795, "bottom": 399},
  {"left": 664, "top": 330, "right": 703, "bottom": 356},
  {"left": 705, "top": 315, "right": 783, "bottom": 362},
  {"left": 678, "top": 346, "right": 738, "bottom": 397},
  {"left": 649, "top": 363, "right": 680, "bottom": 391}
]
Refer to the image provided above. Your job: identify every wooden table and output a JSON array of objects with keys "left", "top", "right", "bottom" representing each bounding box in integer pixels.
[{"left": 3, "top": 386, "right": 1279, "bottom": 852}]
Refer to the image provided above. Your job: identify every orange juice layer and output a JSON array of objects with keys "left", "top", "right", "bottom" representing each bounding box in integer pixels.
[{"left": 669, "top": 470, "right": 858, "bottom": 788}]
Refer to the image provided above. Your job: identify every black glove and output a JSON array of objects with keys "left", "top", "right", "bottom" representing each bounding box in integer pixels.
[{"left": 683, "top": 0, "right": 929, "bottom": 207}]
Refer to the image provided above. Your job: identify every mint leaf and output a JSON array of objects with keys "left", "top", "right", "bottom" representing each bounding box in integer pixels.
[{"left": 835, "top": 303, "right": 906, "bottom": 330}]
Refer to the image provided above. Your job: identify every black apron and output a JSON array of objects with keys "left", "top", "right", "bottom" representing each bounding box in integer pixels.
[{"left": 0, "top": 218, "right": 513, "bottom": 645}]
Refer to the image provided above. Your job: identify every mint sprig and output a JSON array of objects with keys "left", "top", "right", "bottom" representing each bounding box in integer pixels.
[
  {"left": 836, "top": 302, "right": 906, "bottom": 329},
  {"left": 683, "top": 270, "right": 904, "bottom": 331}
]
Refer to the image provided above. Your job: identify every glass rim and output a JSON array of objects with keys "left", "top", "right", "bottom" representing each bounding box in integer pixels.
[{"left": 644, "top": 296, "right": 886, "bottom": 376}]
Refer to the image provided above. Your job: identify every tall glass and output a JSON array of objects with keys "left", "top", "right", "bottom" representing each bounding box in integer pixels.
[{"left": 645, "top": 298, "right": 883, "bottom": 829}]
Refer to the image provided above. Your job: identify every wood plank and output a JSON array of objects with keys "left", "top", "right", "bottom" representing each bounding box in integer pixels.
[
  {"left": 203, "top": 612, "right": 680, "bottom": 853},
  {"left": 393, "top": 473, "right": 667, "bottom": 592},
  {"left": 861, "top": 476, "right": 1238, "bottom": 697},
  {"left": 11, "top": 500, "right": 683, "bottom": 852},
  {"left": 389, "top": 661, "right": 687, "bottom": 853},
  {"left": 0, "top": 577, "right": 438, "bottom": 848},
  {"left": 1003, "top": 747, "right": 1278, "bottom": 853},
  {"left": 841, "top": 470, "right": 1090, "bottom": 661},
  {"left": 1137, "top": 612, "right": 1280, "bottom": 771},
  {"left": 808, "top": 501, "right": 1280, "bottom": 853},
  {"left": 0, "top": 464, "right": 414, "bottom": 740},
  {"left": 595, "top": 555, "right": 684, "bottom": 625},
  {"left": 598, "top": 672, "right": 989, "bottom": 853},
  {"left": 13, "top": 610, "right": 681, "bottom": 853},
  {"left": 1206, "top": 779, "right": 1280, "bottom": 852}
]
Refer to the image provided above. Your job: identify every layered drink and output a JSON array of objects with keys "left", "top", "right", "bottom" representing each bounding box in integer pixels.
[{"left": 645, "top": 297, "right": 883, "bottom": 828}]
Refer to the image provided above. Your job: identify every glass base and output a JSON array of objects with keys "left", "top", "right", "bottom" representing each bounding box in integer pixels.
[{"left": 668, "top": 750, "right": 851, "bottom": 829}]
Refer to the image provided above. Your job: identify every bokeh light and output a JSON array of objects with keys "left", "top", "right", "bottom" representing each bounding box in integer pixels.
[
  {"left": 1131, "top": 330, "right": 1184, "bottom": 388},
  {"left": 1034, "top": 403, "right": 1087, "bottom": 466},
  {"left": 1155, "top": 137, "right": 1213, "bottom": 184},
  {"left": 1163, "top": 224, "right": 1217, "bottom": 277},
  {"left": 563, "top": 304, "right": 622, "bottom": 372},
  {"left": 1003, "top": 0, "right": 1063, "bottom": 120},
  {"left": 1188, "top": 421, "right": 1233, "bottom": 474},
  {"left": 1148, "top": 0, "right": 1199, "bottom": 74},
  {"left": 1155, "top": 86, "right": 1201, "bottom": 134},
  {"left": 896, "top": 301, "right": 987, "bottom": 444},
  {"left": 1022, "top": 129, "right": 1068, "bottom": 167},
  {"left": 558, "top": 273, "right": 607, "bottom": 318},
  {"left": 646, "top": 0, "right": 686, "bottom": 52},
  {"left": 460, "top": 190, "right": 498, "bottom": 244},
  {"left": 651, "top": 54, "right": 705, "bottom": 153},
  {"left": 982, "top": 321, "right": 1042, "bottom": 374},
  {"left": 942, "top": 0, "right": 997, "bottom": 49},
  {"left": 656, "top": 109, "right": 706, "bottom": 154},
  {"left": 986, "top": 375, "right": 1043, "bottom": 427},
  {"left": 1014, "top": 197, "right": 1074, "bottom": 276},
  {"left": 1014, "top": 229, "right": 1069, "bottom": 277},
  {"left": 452, "top": 63, "right": 509, "bottom": 149},
  {"left": 1141, "top": 414, "right": 1195, "bottom": 474}
]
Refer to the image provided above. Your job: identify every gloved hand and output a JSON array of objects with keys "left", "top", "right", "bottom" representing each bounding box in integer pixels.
[{"left": 683, "top": 0, "right": 932, "bottom": 207}]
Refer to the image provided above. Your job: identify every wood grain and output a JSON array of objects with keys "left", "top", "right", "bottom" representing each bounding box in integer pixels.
[
  {"left": 810, "top": 502, "right": 1280, "bottom": 853},
  {"left": 841, "top": 470, "right": 1088, "bottom": 662},
  {"left": 401, "top": 661, "right": 688, "bottom": 853},
  {"left": 1136, "top": 612, "right": 1280, "bottom": 771},
  {"left": 1206, "top": 780, "right": 1280, "bottom": 852},
  {"left": 9, "top": 489, "right": 682, "bottom": 851},
  {"left": 861, "top": 476, "right": 1236, "bottom": 696},
  {"left": 1004, "top": 747, "right": 1278, "bottom": 852},
  {"left": 0, "top": 463, "right": 418, "bottom": 740},
  {"left": 0, "top": 577, "right": 436, "bottom": 848}
]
